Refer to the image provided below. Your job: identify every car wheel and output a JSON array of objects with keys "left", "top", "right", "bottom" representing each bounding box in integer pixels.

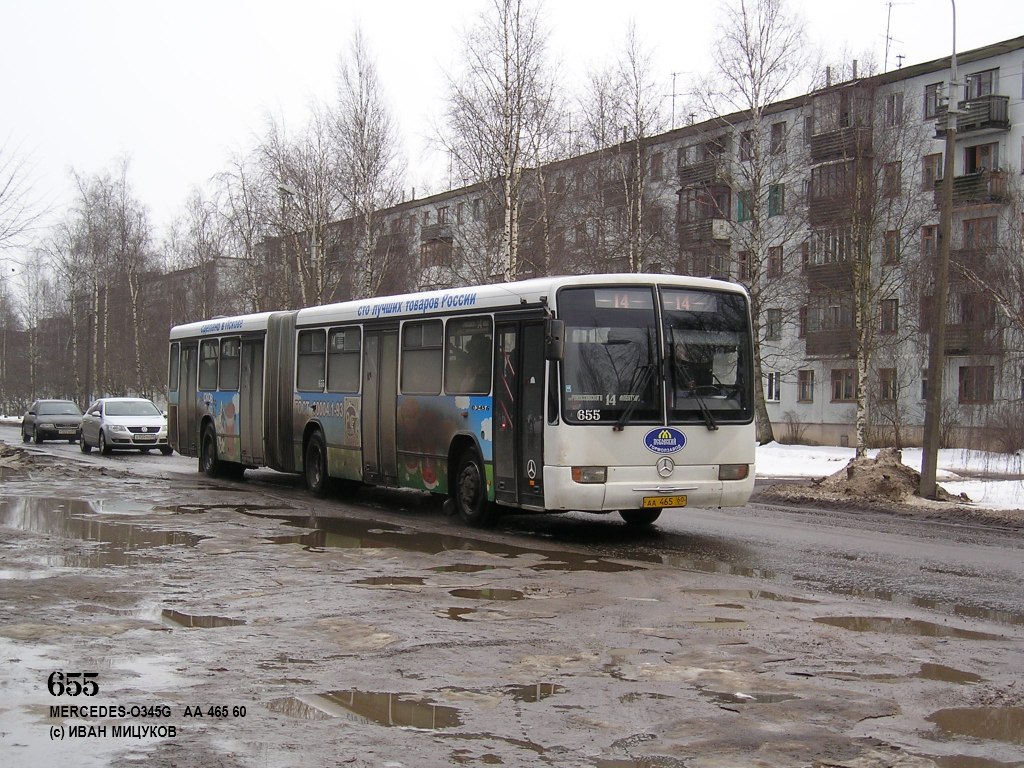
[
  {"left": 454, "top": 447, "right": 497, "bottom": 527},
  {"left": 619, "top": 508, "right": 662, "bottom": 526},
  {"left": 305, "top": 431, "right": 331, "bottom": 498},
  {"left": 80, "top": 434, "right": 92, "bottom": 454},
  {"left": 98, "top": 431, "right": 112, "bottom": 456},
  {"left": 160, "top": 446, "right": 173, "bottom": 456},
  {"left": 200, "top": 425, "right": 221, "bottom": 477},
  {"left": 33, "top": 428, "right": 43, "bottom": 444},
  {"left": 21, "top": 427, "right": 30, "bottom": 443}
]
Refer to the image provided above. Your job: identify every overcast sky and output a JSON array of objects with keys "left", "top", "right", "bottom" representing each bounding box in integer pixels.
[{"left": 1, "top": 0, "right": 1017, "bottom": 252}]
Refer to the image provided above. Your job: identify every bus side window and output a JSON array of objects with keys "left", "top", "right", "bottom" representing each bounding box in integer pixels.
[
  {"left": 327, "top": 327, "right": 361, "bottom": 393},
  {"left": 445, "top": 317, "right": 492, "bottom": 395},
  {"left": 168, "top": 343, "right": 180, "bottom": 392},
  {"left": 219, "top": 337, "right": 240, "bottom": 390},
  {"left": 199, "top": 339, "right": 219, "bottom": 390},
  {"left": 297, "top": 329, "right": 326, "bottom": 392},
  {"left": 402, "top": 320, "right": 443, "bottom": 394}
]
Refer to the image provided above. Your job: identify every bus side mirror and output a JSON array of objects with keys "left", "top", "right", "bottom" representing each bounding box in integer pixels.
[{"left": 545, "top": 319, "right": 564, "bottom": 361}]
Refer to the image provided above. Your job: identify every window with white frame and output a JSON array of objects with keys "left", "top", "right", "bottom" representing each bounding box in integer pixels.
[{"left": 765, "top": 372, "right": 781, "bottom": 402}]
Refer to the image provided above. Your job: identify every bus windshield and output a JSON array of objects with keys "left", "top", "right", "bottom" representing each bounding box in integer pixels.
[
  {"left": 662, "top": 288, "right": 753, "bottom": 424},
  {"left": 558, "top": 287, "right": 660, "bottom": 425}
]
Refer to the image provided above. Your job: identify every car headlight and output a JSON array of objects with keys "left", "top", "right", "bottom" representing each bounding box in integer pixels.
[
  {"left": 108, "top": 424, "right": 130, "bottom": 433},
  {"left": 39, "top": 422, "right": 56, "bottom": 429}
]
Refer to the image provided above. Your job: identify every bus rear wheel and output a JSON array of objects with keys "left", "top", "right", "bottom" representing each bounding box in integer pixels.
[
  {"left": 305, "top": 431, "right": 331, "bottom": 498},
  {"left": 454, "top": 448, "right": 496, "bottom": 528},
  {"left": 619, "top": 508, "right": 662, "bottom": 526},
  {"left": 200, "top": 425, "right": 222, "bottom": 477}
]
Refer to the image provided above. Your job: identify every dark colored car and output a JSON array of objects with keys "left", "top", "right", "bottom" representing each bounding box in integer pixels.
[{"left": 21, "top": 399, "right": 84, "bottom": 444}]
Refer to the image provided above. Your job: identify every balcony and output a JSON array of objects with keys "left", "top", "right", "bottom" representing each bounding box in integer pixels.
[
  {"left": 935, "top": 95, "right": 1010, "bottom": 138},
  {"left": 677, "top": 217, "right": 731, "bottom": 244},
  {"left": 804, "top": 261, "right": 853, "bottom": 291},
  {"left": 933, "top": 170, "right": 1009, "bottom": 208},
  {"left": 944, "top": 324, "right": 1003, "bottom": 355},
  {"left": 809, "top": 126, "right": 873, "bottom": 164},
  {"left": 420, "top": 222, "right": 453, "bottom": 242},
  {"left": 805, "top": 329, "right": 855, "bottom": 357},
  {"left": 678, "top": 158, "right": 726, "bottom": 187}
]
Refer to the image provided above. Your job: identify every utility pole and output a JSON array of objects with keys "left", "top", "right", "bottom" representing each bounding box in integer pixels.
[{"left": 920, "top": 1, "right": 958, "bottom": 498}]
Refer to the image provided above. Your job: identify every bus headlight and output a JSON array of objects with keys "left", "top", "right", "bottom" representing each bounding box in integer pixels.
[
  {"left": 571, "top": 466, "right": 607, "bottom": 484},
  {"left": 718, "top": 464, "right": 750, "bottom": 481}
]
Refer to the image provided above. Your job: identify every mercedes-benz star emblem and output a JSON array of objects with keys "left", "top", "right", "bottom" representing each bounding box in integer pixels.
[{"left": 656, "top": 456, "right": 674, "bottom": 477}]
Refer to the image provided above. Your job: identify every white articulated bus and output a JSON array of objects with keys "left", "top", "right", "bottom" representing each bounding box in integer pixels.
[{"left": 167, "top": 274, "right": 756, "bottom": 527}]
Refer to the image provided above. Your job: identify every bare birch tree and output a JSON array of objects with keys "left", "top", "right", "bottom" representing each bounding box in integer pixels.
[
  {"left": 440, "top": 0, "right": 555, "bottom": 281},
  {"left": 0, "top": 140, "right": 45, "bottom": 251},
  {"left": 691, "top": 0, "right": 812, "bottom": 443},
  {"left": 334, "top": 27, "right": 405, "bottom": 298}
]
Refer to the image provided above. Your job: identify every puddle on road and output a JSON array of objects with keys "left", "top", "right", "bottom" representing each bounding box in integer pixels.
[
  {"left": 160, "top": 609, "right": 245, "bottom": 629},
  {"left": 158, "top": 503, "right": 294, "bottom": 516},
  {"left": 355, "top": 576, "right": 426, "bottom": 587},
  {"left": 0, "top": 496, "right": 204, "bottom": 567},
  {"left": 814, "top": 616, "right": 1005, "bottom": 640},
  {"left": 700, "top": 688, "right": 799, "bottom": 706},
  {"left": 449, "top": 587, "right": 525, "bottom": 601},
  {"left": 916, "top": 663, "right": 984, "bottom": 684},
  {"left": 432, "top": 563, "right": 501, "bottom": 573},
  {"left": 268, "top": 689, "right": 461, "bottom": 729},
  {"left": 926, "top": 706, "right": 1024, "bottom": 746},
  {"left": 684, "top": 588, "right": 819, "bottom": 605},
  {"left": 257, "top": 513, "right": 642, "bottom": 573},
  {"left": 505, "top": 683, "right": 564, "bottom": 703}
]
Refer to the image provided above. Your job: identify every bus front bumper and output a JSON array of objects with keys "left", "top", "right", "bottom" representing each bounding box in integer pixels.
[{"left": 542, "top": 465, "right": 754, "bottom": 512}]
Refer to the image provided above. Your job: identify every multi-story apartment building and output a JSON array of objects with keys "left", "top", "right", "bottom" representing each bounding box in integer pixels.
[{"left": 344, "top": 34, "right": 1022, "bottom": 449}]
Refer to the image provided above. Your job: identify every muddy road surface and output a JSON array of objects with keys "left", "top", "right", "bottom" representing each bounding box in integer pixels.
[{"left": 1, "top": 428, "right": 1022, "bottom": 768}]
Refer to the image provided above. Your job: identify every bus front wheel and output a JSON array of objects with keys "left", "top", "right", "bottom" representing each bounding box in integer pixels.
[
  {"left": 619, "top": 508, "right": 662, "bottom": 526},
  {"left": 454, "top": 448, "right": 496, "bottom": 528},
  {"left": 200, "top": 426, "right": 221, "bottom": 477},
  {"left": 305, "top": 431, "right": 331, "bottom": 498}
]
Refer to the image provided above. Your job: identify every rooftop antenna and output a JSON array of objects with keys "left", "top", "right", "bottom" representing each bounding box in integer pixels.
[
  {"left": 884, "top": 0, "right": 911, "bottom": 72},
  {"left": 896, "top": 53, "right": 905, "bottom": 68}
]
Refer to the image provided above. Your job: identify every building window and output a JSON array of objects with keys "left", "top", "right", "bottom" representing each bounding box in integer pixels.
[
  {"left": 798, "top": 369, "right": 814, "bottom": 402},
  {"left": 965, "top": 142, "right": 999, "bottom": 174},
  {"left": 798, "top": 305, "right": 808, "bottom": 338},
  {"left": 422, "top": 210, "right": 431, "bottom": 225},
  {"left": 920, "top": 368, "right": 928, "bottom": 400},
  {"left": 921, "top": 225, "right": 938, "bottom": 259},
  {"left": 883, "top": 161, "right": 902, "bottom": 197},
  {"left": 883, "top": 230, "right": 900, "bottom": 264},
  {"left": 679, "top": 185, "right": 730, "bottom": 222},
  {"left": 879, "top": 368, "right": 898, "bottom": 402},
  {"left": 800, "top": 241, "right": 810, "bottom": 271},
  {"left": 737, "top": 190, "right": 753, "bottom": 222},
  {"left": 924, "top": 82, "right": 943, "bottom": 119},
  {"left": 736, "top": 250, "right": 751, "bottom": 282},
  {"left": 809, "top": 226, "right": 854, "bottom": 264},
  {"left": 831, "top": 369, "right": 857, "bottom": 402},
  {"left": 770, "top": 122, "right": 786, "bottom": 155},
  {"left": 765, "top": 308, "right": 782, "bottom": 340},
  {"left": 768, "top": 184, "right": 785, "bottom": 216},
  {"left": 739, "top": 130, "right": 754, "bottom": 161},
  {"left": 472, "top": 198, "right": 482, "bottom": 221},
  {"left": 963, "top": 216, "right": 997, "bottom": 249},
  {"left": 803, "top": 114, "right": 814, "bottom": 143},
  {"left": 922, "top": 153, "right": 942, "bottom": 190},
  {"left": 766, "top": 372, "right": 781, "bottom": 402},
  {"left": 456, "top": 201, "right": 465, "bottom": 224},
  {"left": 810, "top": 160, "right": 854, "bottom": 200},
  {"left": 768, "top": 246, "right": 783, "bottom": 278},
  {"left": 965, "top": 68, "right": 996, "bottom": 99},
  {"left": 884, "top": 92, "right": 904, "bottom": 127},
  {"left": 645, "top": 206, "right": 663, "bottom": 237},
  {"left": 574, "top": 222, "right": 588, "bottom": 246},
  {"left": 437, "top": 206, "right": 448, "bottom": 224},
  {"left": 650, "top": 152, "right": 663, "bottom": 180},
  {"left": 880, "top": 297, "right": 899, "bottom": 334},
  {"left": 958, "top": 365, "right": 994, "bottom": 404}
]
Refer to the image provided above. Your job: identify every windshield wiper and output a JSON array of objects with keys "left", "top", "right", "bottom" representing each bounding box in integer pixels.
[
  {"left": 613, "top": 363, "right": 655, "bottom": 432},
  {"left": 691, "top": 387, "right": 719, "bottom": 431}
]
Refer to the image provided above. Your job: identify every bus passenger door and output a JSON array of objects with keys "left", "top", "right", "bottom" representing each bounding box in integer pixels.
[
  {"left": 239, "top": 338, "right": 265, "bottom": 465},
  {"left": 178, "top": 343, "right": 199, "bottom": 456},
  {"left": 493, "top": 321, "right": 546, "bottom": 507},
  {"left": 362, "top": 328, "right": 399, "bottom": 485}
]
